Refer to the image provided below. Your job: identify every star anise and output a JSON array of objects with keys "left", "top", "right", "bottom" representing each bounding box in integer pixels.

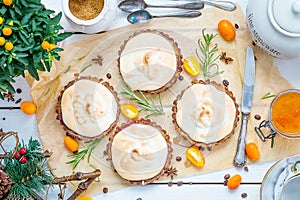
[
  {"left": 3, "top": 91, "right": 14, "bottom": 102},
  {"left": 164, "top": 166, "right": 178, "bottom": 180},
  {"left": 220, "top": 52, "right": 234, "bottom": 64},
  {"left": 91, "top": 55, "right": 103, "bottom": 66}
]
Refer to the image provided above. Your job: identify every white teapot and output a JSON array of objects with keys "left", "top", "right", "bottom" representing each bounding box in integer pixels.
[{"left": 246, "top": 0, "right": 300, "bottom": 58}]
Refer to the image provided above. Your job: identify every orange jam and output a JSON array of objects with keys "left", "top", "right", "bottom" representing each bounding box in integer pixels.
[{"left": 271, "top": 91, "right": 300, "bottom": 133}]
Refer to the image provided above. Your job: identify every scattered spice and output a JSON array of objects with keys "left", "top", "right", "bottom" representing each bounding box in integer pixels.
[
  {"left": 241, "top": 193, "right": 248, "bottom": 198},
  {"left": 106, "top": 73, "right": 111, "bottom": 79},
  {"left": 15, "top": 98, "right": 22, "bottom": 104},
  {"left": 178, "top": 75, "right": 184, "bottom": 81},
  {"left": 223, "top": 180, "right": 228, "bottom": 186},
  {"left": 77, "top": 55, "right": 87, "bottom": 61},
  {"left": 224, "top": 174, "right": 230, "bottom": 180},
  {"left": 223, "top": 79, "right": 229, "bottom": 87},
  {"left": 91, "top": 55, "right": 103, "bottom": 66},
  {"left": 244, "top": 166, "right": 249, "bottom": 172},
  {"left": 254, "top": 114, "right": 261, "bottom": 120},
  {"left": 220, "top": 52, "right": 234, "bottom": 64},
  {"left": 177, "top": 181, "right": 183, "bottom": 186},
  {"left": 176, "top": 156, "right": 182, "bottom": 162},
  {"left": 168, "top": 181, "right": 173, "bottom": 187},
  {"left": 234, "top": 23, "right": 239, "bottom": 29},
  {"left": 164, "top": 166, "right": 178, "bottom": 180},
  {"left": 184, "top": 160, "right": 191, "bottom": 168},
  {"left": 102, "top": 187, "right": 108, "bottom": 193},
  {"left": 69, "top": 0, "right": 104, "bottom": 20},
  {"left": 261, "top": 92, "right": 275, "bottom": 99},
  {"left": 16, "top": 88, "right": 22, "bottom": 94},
  {"left": 3, "top": 91, "right": 14, "bottom": 102}
]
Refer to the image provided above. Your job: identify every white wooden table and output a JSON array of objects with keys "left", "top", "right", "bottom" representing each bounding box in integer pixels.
[{"left": 1, "top": 0, "right": 300, "bottom": 199}]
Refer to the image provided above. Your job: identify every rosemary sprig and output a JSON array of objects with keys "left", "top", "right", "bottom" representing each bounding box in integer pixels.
[
  {"left": 261, "top": 92, "right": 275, "bottom": 99},
  {"left": 66, "top": 139, "right": 100, "bottom": 170},
  {"left": 196, "top": 29, "right": 224, "bottom": 80},
  {"left": 80, "top": 64, "right": 93, "bottom": 73},
  {"left": 120, "top": 84, "right": 164, "bottom": 117}
]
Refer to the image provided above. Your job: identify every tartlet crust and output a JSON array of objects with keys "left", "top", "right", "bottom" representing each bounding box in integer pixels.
[
  {"left": 172, "top": 80, "right": 240, "bottom": 148},
  {"left": 56, "top": 75, "right": 120, "bottom": 141},
  {"left": 107, "top": 118, "right": 173, "bottom": 185},
  {"left": 117, "top": 29, "right": 183, "bottom": 94}
]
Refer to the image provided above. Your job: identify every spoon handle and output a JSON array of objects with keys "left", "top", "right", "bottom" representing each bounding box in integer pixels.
[
  {"left": 148, "top": 2, "right": 204, "bottom": 10},
  {"left": 201, "top": 0, "right": 236, "bottom": 11},
  {"left": 153, "top": 10, "right": 202, "bottom": 18}
]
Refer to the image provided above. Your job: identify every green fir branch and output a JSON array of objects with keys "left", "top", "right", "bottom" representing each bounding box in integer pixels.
[{"left": 261, "top": 92, "right": 275, "bottom": 99}]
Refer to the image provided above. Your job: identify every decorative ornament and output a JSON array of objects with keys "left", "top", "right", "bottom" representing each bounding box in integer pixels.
[{"left": 0, "top": 170, "right": 13, "bottom": 199}]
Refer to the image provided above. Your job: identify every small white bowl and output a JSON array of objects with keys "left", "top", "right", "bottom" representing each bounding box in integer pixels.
[{"left": 62, "top": 0, "right": 113, "bottom": 30}]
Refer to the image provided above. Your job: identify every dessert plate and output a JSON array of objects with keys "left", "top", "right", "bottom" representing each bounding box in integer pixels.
[{"left": 261, "top": 154, "right": 300, "bottom": 200}]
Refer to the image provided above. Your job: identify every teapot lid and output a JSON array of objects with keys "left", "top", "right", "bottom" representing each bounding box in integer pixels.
[{"left": 268, "top": 0, "right": 300, "bottom": 37}]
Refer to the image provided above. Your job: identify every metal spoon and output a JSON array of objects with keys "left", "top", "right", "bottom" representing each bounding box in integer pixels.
[
  {"left": 127, "top": 9, "right": 202, "bottom": 24},
  {"left": 119, "top": 0, "right": 205, "bottom": 13},
  {"left": 182, "top": 0, "right": 237, "bottom": 11}
]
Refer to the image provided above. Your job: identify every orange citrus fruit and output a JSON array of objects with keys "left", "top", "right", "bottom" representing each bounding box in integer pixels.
[
  {"left": 49, "top": 43, "right": 56, "bottom": 50},
  {"left": 121, "top": 104, "right": 139, "bottom": 119},
  {"left": 5, "top": 42, "right": 13, "bottom": 51},
  {"left": 0, "top": 37, "right": 5, "bottom": 46},
  {"left": 245, "top": 142, "right": 260, "bottom": 161},
  {"left": 3, "top": 0, "right": 12, "bottom": 6},
  {"left": 2, "top": 27, "right": 12, "bottom": 36},
  {"left": 183, "top": 56, "right": 200, "bottom": 76},
  {"left": 227, "top": 174, "right": 242, "bottom": 190},
  {"left": 20, "top": 101, "right": 37, "bottom": 115},
  {"left": 77, "top": 196, "right": 93, "bottom": 200},
  {"left": 218, "top": 19, "right": 236, "bottom": 41},
  {"left": 64, "top": 136, "right": 79, "bottom": 153},
  {"left": 41, "top": 41, "right": 50, "bottom": 50}
]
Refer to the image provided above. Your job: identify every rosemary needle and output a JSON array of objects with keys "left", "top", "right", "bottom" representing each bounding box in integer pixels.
[
  {"left": 120, "top": 84, "right": 164, "bottom": 117},
  {"left": 196, "top": 29, "right": 223, "bottom": 80}
]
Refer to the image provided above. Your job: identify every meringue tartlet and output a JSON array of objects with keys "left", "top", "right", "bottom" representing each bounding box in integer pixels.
[
  {"left": 118, "top": 29, "right": 182, "bottom": 94},
  {"left": 172, "top": 80, "right": 239, "bottom": 147},
  {"left": 56, "top": 76, "right": 120, "bottom": 141}
]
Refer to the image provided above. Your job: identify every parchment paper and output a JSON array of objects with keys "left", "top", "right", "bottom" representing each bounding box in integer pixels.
[{"left": 26, "top": 6, "right": 299, "bottom": 195}]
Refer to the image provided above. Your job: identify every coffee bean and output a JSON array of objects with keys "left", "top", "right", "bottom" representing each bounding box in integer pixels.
[
  {"left": 16, "top": 88, "right": 22, "bottom": 94},
  {"left": 254, "top": 114, "right": 261, "bottom": 120},
  {"left": 176, "top": 156, "right": 182, "bottom": 162},
  {"left": 224, "top": 174, "right": 230, "bottom": 180},
  {"left": 178, "top": 75, "right": 184, "bottom": 81},
  {"left": 177, "top": 181, "right": 183, "bottom": 186},
  {"left": 241, "top": 193, "right": 248, "bottom": 198},
  {"left": 235, "top": 23, "right": 239, "bottom": 29},
  {"left": 244, "top": 166, "right": 249, "bottom": 172},
  {"left": 106, "top": 73, "right": 112, "bottom": 79},
  {"left": 137, "top": 198, "right": 142, "bottom": 200},
  {"left": 2, "top": 117, "right": 5, "bottom": 120},
  {"left": 103, "top": 187, "right": 108, "bottom": 193},
  {"left": 168, "top": 181, "right": 173, "bottom": 187},
  {"left": 224, "top": 180, "right": 228, "bottom": 186},
  {"left": 223, "top": 79, "right": 229, "bottom": 87}
]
